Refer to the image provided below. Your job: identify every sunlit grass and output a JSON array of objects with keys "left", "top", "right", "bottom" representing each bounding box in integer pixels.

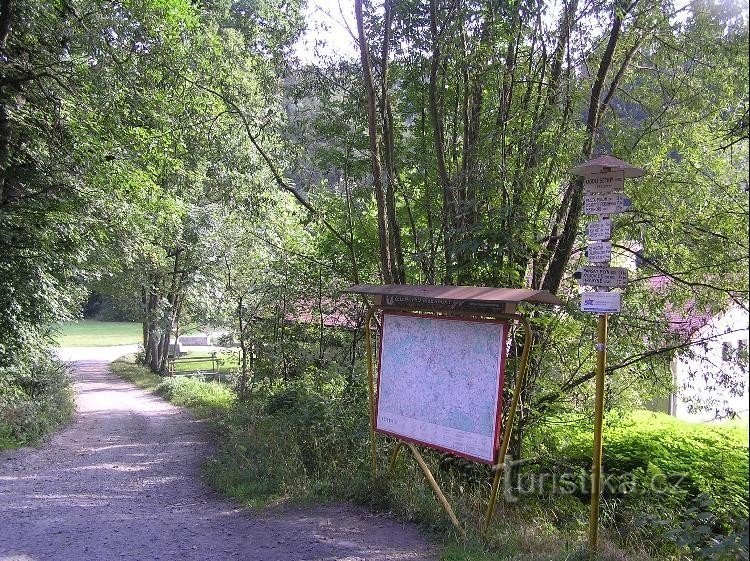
[
  {"left": 54, "top": 320, "right": 142, "bottom": 347},
  {"left": 111, "top": 356, "right": 234, "bottom": 418},
  {"left": 171, "top": 351, "right": 239, "bottom": 377}
]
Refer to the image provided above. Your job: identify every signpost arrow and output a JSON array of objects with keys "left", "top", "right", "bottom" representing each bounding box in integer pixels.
[
  {"left": 585, "top": 241, "right": 612, "bottom": 263},
  {"left": 573, "top": 266, "right": 628, "bottom": 288},
  {"left": 584, "top": 193, "right": 632, "bottom": 216}
]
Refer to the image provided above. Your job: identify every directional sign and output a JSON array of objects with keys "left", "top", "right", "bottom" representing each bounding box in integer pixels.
[
  {"left": 586, "top": 241, "right": 612, "bottom": 263},
  {"left": 583, "top": 171, "right": 625, "bottom": 195},
  {"left": 584, "top": 193, "right": 631, "bottom": 216},
  {"left": 574, "top": 266, "right": 628, "bottom": 288},
  {"left": 587, "top": 219, "right": 612, "bottom": 241},
  {"left": 580, "top": 291, "right": 622, "bottom": 314}
]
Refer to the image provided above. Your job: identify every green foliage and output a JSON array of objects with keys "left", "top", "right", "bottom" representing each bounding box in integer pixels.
[
  {"left": 0, "top": 344, "right": 74, "bottom": 450},
  {"left": 547, "top": 412, "right": 749, "bottom": 523},
  {"left": 526, "top": 411, "right": 749, "bottom": 558},
  {"left": 638, "top": 494, "right": 750, "bottom": 561}
]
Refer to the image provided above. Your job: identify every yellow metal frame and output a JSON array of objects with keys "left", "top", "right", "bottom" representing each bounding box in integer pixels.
[
  {"left": 588, "top": 313, "right": 608, "bottom": 555},
  {"left": 364, "top": 306, "right": 532, "bottom": 535}
]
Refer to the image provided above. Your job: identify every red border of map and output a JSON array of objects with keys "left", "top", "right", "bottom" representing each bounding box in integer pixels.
[{"left": 375, "top": 311, "right": 509, "bottom": 464}]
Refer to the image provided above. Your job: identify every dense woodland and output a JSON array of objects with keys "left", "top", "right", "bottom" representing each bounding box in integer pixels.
[{"left": 0, "top": 0, "right": 748, "bottom": 558}]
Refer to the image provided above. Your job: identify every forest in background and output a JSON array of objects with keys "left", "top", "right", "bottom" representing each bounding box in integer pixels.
[{"left": 0, "top": 0, "right": 747, "bottom": 558}]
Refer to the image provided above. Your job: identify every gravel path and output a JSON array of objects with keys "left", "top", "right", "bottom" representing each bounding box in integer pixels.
[{"left": 0, "top": 348, "right": 437, "bottom": 561}]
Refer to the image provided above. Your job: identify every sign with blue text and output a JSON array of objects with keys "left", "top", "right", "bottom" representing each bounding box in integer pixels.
[
  {"left": 584, "top": 193, "right": 631, "bottom": 216},
  {"left": 580, "top": 292, "right": 622, "bottom": 313}
]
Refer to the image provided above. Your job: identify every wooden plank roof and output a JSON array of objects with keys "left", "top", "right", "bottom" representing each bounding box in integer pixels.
[{"left": 344, "top": 284, "right": 562, "bottom": 307}]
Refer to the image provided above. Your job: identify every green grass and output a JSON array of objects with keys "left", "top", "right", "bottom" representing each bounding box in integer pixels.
[
  {"left": 54, "top": 320, "right": 142, "bottom": 347},
  {"left": 111, "top": 356, "right": 234, "bottom": 418},
  {"left": 109, "top": 357, "right": 748, "bottom": 560},
  {"left": 172, "top": 351, "right": 239, "bottom": 377}
]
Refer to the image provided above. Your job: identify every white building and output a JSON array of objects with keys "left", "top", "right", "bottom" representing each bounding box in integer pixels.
[{"left": 670, "top": 304, "right": 749, "bottom": 422}]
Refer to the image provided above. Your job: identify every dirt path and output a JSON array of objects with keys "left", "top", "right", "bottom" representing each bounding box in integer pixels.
[{"left": 0, "top": 349, "right": 437, "bottom": 561}]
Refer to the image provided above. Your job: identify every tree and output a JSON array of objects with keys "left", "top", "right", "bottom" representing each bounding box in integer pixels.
[{"left": 292, "top": 0, "right": 748, "bottom": 449}]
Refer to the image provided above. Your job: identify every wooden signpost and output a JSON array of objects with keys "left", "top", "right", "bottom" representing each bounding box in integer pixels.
[{"left": 570, "top": 155, "right": 645, "bottom": 557}]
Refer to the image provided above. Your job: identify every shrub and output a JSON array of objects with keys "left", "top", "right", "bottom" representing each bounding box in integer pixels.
[
  {"left": 525, "top": 411, "right": 749, "bottom": 559},
  {"left": 0, "top": 344, "right": 74, "bottom": 450},
  {"left": 566, "top": 412, "right": 747, "bottom": 524}
]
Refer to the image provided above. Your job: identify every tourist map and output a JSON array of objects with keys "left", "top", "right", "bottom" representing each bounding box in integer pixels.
[{"left": 376, "top": 313, "right": 506, "bottom": 463}]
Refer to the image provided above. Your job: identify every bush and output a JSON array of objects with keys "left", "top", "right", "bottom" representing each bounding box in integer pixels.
[
  {"left": 525, "top": 411, "right": 749, "bottom": 559},
  {"left": 560, "top": 412, "right": 748, "bottom": 524},
  {"left": 0, "top": 344, "right": 74, "bottom": 450}
]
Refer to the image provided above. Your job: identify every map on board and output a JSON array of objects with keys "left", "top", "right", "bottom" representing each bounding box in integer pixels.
[{"left": 376, "top": 312, "right": 507, "bottom": 464}]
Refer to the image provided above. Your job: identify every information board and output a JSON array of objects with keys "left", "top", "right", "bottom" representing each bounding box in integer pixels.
[{"left": 376, "top": 312, "right": 507, "bottom": 464}]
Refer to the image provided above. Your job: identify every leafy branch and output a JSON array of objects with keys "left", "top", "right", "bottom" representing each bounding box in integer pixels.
[{"left": 180, "top": 76, "right": 353, "bottom": 254}]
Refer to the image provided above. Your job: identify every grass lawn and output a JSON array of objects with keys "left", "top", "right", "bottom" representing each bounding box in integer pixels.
[
  {"left": 172, "top": 351, "right": 239, "bottom": 377},
  {"left": 111, "top": 356, "right": 235, "bottom": 418},
  {"left": 54, "top": 320, "right": 142, "bottom": 347}
]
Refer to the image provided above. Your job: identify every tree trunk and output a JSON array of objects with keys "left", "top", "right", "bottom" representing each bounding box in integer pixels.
[
  {"left": 237, "top": 294, "right": 250, "bottom": 398},
  {"left": 428, "top": 0, "right": 455, "bottom": 284},
  {"left": 355, "top": 0, "right": 402, "bottom": 284},
  {"left": 541, "top": 2, "right": 629, "bottom": 294}
]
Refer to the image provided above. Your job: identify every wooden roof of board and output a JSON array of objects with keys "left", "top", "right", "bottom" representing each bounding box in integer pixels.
[{"left": 344, "top": 284, "right": 562, "bottom": 306}]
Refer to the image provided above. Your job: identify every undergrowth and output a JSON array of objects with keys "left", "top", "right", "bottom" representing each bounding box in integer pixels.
[
  {"left": 0, "top": 347, "right": 74, "bottom": 450},
  {"left": 110, "top": 356, "right": 749, "bottom": 561}
]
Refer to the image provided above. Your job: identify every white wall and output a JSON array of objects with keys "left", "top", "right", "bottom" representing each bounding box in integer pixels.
[{"left": 672, "top": 305, "right": 749, "bottom": 422}]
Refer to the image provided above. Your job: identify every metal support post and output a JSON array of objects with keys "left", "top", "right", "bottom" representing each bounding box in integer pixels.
[
  {"left": 388, "top": 441, "right": 404, "bottom": 473},
  {"left": 406, "top": 442, "right": 465, "bottom": 537},
  {"left": 365, "top": 308, "right": 377, "bottom": 474},
  {"left": 588, "top": 313, "right": 608, "bottom": 555},
  {"left": 482, "top": 315, "right": 532, "bottom": 531}
]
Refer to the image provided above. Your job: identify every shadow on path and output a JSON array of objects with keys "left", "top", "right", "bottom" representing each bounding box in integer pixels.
[{"left": 0, "top": 351, "right": 436, "bottom": 561}]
